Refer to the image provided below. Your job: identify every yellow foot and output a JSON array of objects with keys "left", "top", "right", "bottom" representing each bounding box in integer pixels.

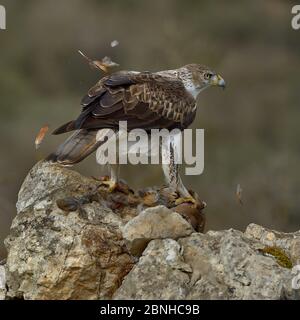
[
  {"left": 99, "top": 180, "right": 118, "bottom": 193},
  {"left": 175, "top": 196, "right": 197, "bottom": 206},
  {"left": 99, "top": 178, "right": 132, "bottom": 194}
]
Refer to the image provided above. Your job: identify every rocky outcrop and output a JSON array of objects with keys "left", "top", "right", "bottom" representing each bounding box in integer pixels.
[
  {"left": 2, "top": 161, "right": 300, "bottom": 300},
  {"left": 115, "top": 227, "right": 300, "bottom": 300}
]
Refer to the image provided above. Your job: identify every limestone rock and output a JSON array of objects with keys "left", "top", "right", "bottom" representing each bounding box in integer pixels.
[
  {"left": 0, "top": 265, "right": 6, "bottom": 300},
  {"left": 5, "top": 161, "right": 136, "bottom": 299},
  {"left": 122, "top": 206, "right": 194, "bottom": 255},
  {"left": 3, "top": 161, "right": 300, "bottom": 300},
  {"left": 115, "top": 229, "right": 300, "bottom": 300},
  {"left": 113, "top": 239, "right": 192, "bottom": 300},
  {"left": 16, "top": 161, "right": 98, "bottom": 214},
  {"left": 180, "top": 230, "right": 297, "bottom": 299},
  {"left": 245, "top": 223, "right": 300, "bottom": 265}
]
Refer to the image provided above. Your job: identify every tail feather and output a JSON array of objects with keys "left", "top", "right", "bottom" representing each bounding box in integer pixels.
[
  {"left": 46, "top": 129, "right": 99, "bottom": 165},
  {"left": 52, "top": 121, "right": 76, "bottom": 135}
]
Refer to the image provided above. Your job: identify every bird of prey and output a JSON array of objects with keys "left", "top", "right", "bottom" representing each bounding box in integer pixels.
[{"left": 47, "top": 64, "right": 225, "bottom": 204}]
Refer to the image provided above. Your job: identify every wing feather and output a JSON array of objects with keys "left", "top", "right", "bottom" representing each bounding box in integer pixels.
[{"left": 54, "top": 71, "right": 196, "bottom": 135}]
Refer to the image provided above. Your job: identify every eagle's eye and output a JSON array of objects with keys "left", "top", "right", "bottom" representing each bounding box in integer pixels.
[{"left": 204, "top": 72, "right": 213, "bottom": 80}]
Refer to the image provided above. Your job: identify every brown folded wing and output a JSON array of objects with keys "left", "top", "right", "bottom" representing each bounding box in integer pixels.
[{"left": 54, "top": 71, "right": 197, "bottom": 135}]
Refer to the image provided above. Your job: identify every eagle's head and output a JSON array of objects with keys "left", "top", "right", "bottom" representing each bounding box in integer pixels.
[{"left": 179, "top": 64, "right": 225, "bottom": 99}]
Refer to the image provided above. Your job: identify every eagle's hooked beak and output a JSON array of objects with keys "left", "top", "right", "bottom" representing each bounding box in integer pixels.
[{"left": 211, "top": 74, "right": 226, "bottom": 89}]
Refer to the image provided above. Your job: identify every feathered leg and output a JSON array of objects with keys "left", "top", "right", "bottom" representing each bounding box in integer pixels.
[
  {"left": 161, "top": 137, "right": 196, "bottom": 204},
  {"left": 110, "top": 163, "right": 120, "bottom": 184}
]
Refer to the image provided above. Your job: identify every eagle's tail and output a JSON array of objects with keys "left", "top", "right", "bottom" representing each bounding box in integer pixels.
[
  {"left": 46, "top": 129, "right": 99, "bottom": 165},
  {"left": 52, "top": 120, "right": 76, "bottom": 135}
]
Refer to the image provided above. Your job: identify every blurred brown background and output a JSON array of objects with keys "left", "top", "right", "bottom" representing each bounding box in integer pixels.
[{"left": 0, "top": 0, "right": 299, "bottom": 258}]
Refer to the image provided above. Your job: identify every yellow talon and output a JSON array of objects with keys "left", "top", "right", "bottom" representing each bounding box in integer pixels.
[
  {"left": 175, "top": 196, "right": 197, "bottom": 205},
  {"left": 99, "top": 180, "right": 118, "bottom": 193}
]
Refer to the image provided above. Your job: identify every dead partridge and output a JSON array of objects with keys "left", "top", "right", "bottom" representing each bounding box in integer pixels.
[{"left": 173, "top": 191, "right": 206, "bottom": 232}]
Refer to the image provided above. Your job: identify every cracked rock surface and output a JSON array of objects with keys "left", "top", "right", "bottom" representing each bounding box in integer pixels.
[
  {"left": 114, "top": 229, "right": 300, "bottom": 300},
  {"left": 2, "top": 161, "right": 300, "bottom": 299},
  {"left": 5, "top": 161, "right": 136, "bottom": 300}
]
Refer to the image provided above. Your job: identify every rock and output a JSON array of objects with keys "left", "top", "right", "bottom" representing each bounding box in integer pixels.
[
  {"left": 122, "top": 206, "right": 194, "bottom": 255},
  {"left": 5, "top": 161, "right": 137, "bottom": 300},
  {"left": 5, "top": 202, "right": 135, "bottom": 300},
  {"left": 16, "top": 161, "right": 98, "bottom": 214},
  {"left": 0, "top": 265, "right": 6, "bottom": 300},
  {"left": 114, "top": 239, "right": 192, "bottom": 300},
  {"left": 115, "top": 229, "right": 300, "bottom": 300},
  {"left": 245, "top": 223, "right": 300, "bottom": 265},
  {"left": 181, "top": 230, "right": 297, "bottom": 299},
  {"left": 3, "top": 161, "right": 300, "bottom": 300}
]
